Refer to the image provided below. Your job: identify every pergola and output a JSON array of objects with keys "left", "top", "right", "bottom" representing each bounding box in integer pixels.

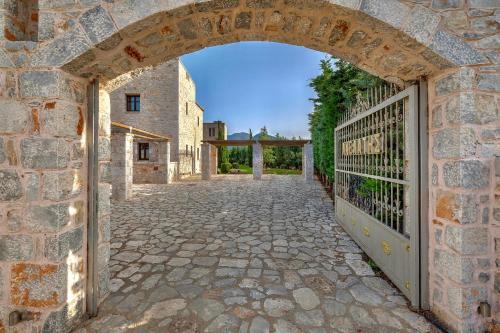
[
  {"left": 201, "top": 140, "right": 314, "bottom": 181},
  {"left": 110, "top": 121, "right": 173, "bottom": 200}
]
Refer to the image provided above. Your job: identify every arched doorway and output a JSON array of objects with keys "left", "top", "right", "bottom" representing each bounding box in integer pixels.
[{"left": 0, "top": 1, "right": 496, "bottom": 332}]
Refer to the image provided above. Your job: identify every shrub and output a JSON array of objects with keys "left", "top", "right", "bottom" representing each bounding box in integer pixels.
[
  {"left": 220, "top": 162, "right": 232, "bottom": 174},
  {"left": 232, "top": 162, "right": 240, "bottom": 169}
]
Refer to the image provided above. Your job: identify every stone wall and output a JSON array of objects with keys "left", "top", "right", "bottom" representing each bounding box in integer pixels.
[
  {"left": 428, "top": 67, "right": 499, "bottom": 333},
  {"left": 0, "top": 70, "right": 89, "bottom": 332},
  {"left": 109, "top": 59, "right": 202, "bottom": 177},
  {"left": 178, "top": 61, "right": 203, "bottom": 175}
]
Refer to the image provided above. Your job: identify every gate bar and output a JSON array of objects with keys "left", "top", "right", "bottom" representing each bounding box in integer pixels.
[
  {"left": 86, "top": 79, "right": 99, "bottom": 317},
  {"left": 419, "top": 79, "right": 430, "bottom": 310}
]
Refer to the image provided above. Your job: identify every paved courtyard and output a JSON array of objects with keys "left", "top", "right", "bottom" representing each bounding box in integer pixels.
[{"left": 77, "top": 175, "right": 435, "bottom": 333}]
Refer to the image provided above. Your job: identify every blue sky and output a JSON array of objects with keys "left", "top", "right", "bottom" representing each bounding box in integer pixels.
[{"left": 181, "top": 42, "right": 329, "bottom": 139}]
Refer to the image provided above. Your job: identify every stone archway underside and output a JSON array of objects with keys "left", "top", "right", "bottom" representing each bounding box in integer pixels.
[{"left": 32, "top": 0, "right": 472, "bottom": 85}]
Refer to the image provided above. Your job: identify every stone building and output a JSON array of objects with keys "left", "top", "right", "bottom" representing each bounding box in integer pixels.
[
  {"left": 0, "top": 1, "right": 499, "bottom": 332},
  {"left": 110, "top": 59, "right": 204, "bottom": 181},
  {"left": 204, "top": 121, "right": 227, "bottom": 141}
]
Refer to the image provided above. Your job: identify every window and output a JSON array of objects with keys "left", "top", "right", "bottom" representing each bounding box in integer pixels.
[
  {"left": 197, "top": 116, "right": 200, "bottom": 127},
  {"left": 209, "top": 127, "right": 215, "bottom": 137},
  {"left": 138, "top": 143, "right": 149, "bottom": 160},
  {"left": 185, "top": 102, "right": 188, "bottom": 115},
  {"left": 197, "top": 147, "right": 200, "bottom": 160},
  {"left": 186, "top": 144, "right": 188, "bottom": 156},
  {"left": 126, "top": 95, "right": 140, "bottom": 112}
]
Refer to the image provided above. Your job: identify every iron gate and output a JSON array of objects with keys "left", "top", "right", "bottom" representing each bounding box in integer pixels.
[{"left": 334, "top": 85, "right": 421, "bottom": 306}]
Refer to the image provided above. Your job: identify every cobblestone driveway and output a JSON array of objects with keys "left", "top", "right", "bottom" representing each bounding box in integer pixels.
[{"left": 78, "top": 175, "right": 434, "bottom": 333}]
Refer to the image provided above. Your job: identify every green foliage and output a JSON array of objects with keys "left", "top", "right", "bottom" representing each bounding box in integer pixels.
[
  {"left": 220, "top": 162, "right": 232, "bottom": 174},
  {"left": 308, "top": 58, "right": 382, "bottom": 180},
  {"left": 232, "top": 162, "right": 240, "bottom": 169}
]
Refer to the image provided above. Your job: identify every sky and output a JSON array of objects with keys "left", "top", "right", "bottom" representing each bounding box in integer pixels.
[{"left": 181, "top": 42, "right": 329, "bottom": 139}]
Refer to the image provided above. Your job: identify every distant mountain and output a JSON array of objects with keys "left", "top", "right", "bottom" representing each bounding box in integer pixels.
[
  {"left": 228, "top": 132, "right": 252, "bottom": 140},
  {"left": 228, "top": 132, "right": 277, "bottom": 140}
]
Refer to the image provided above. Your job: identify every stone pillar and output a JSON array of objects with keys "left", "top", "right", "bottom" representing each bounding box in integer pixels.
[
  {"left": 201, "top": 143, "right": 211, "bottom": 180},
  {"left": 303, "top": 143, "right": 314, "bottom": 182},
  {"left": 253, "top": 143, "right": 263, "bottom": 180},
  {"left": 210, "top": 145, "right": 218, "bottom": 175},
  {"left": 428, "top": 67, "right": 498, "bottom": 333},
  {"left": 111, "top": 132, "right": 133, "bottom": 200},
  {"left": 158, "top": 140, "right": 171, "bottom": 184}
]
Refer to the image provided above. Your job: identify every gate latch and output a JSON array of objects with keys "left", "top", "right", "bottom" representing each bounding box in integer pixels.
[{"left": 9, "top": 310, "right": 40, "bottom": 326}]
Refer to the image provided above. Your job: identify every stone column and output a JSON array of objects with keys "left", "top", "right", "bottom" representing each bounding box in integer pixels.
[
  {"left": 158, "top": 140, "right": 171, "bottom": 184},
  {"left": 111, "top": 132, "right": 133, "bottom": 200},
  {"left": 253, "top": 143, "right": 263, "bottom": 180},
  {"left": 427, "top": 67, "right": 498, "bottom": 333},
  {"left": 201, "top": 143, "right": 211, "bottom": 180},
  {"left": 303, "top": 143, "right": 314, "bottom": 182}
]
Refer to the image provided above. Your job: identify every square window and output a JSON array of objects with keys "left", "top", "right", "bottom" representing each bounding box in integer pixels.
[
  {"left": 138, "top": 142, "right": 149, "bottom": 160},
  {"left": 126, "top": 95, "right": 140, "bottom": 112}
]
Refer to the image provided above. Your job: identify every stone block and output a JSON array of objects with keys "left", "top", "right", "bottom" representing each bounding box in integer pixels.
[
  {"left": 39, "top": 0, "right": 76, "bottom": 9},
  {"left": 447, "top": 286, "right": 487, "bottom": 318},
  {"left": 99, "top": 214, "right": 111, "bottom": 243},
  {"left": 195, "top": 0, "right": 240, "bottom": 12},
  {"left": 27, "top": 203, "right": 71, "bottom": 232},
  {"left": 360, "top": 0, "right": 409, "bottom": 28},
  {"left": 436, "top": 190, "right": 478, "bottom": 224},
  {"left": 0, "top": 47, "right": 14, "bottom": 67},
  {"left": 431, "top": 164, "right": 438, "bottom": 185},
  {"left": 0, "top": 235, "right": 33, "bottom": 261},
  {"left": 0, "top": 139, "right": 6, "bottom": 164},
  {"left": 25, "top": 172, "right": 40, "bottom": 201},
  {"left": 432, "top": 128, "right": 477, "bottom": 159},
  {"left": 0, "top": 169, "right": 23, "bottom": 201},
  {"left": 477, "top": 73, "right": 499, "bottom": 91},
  {"left": 11, "top": 263, "right": 67, "bottom": 307},
  {"left": 43, "top": 101, "right": 84, "bottom": 138},
  {"left": 443, "top": 160, "right": 490, "bottom": 189},
  {"left": 431, "top": 105, "right": 442, "bottom": 128},
  {"left": 79, "top": 6, "right": 117, "bottom": 44},
  {"left": 99, "top": 162, "right": 112, "bottom": 183},
  {"left": 42, "top": 170, "right": 83, "bottom": 201},
  {"left": 21, "top": 138, "right": 70, "bottom": 169},
  {"left": 431, "top": 0, "right": 464, "bottom": 9},
  {"left": 99, "top": 137, "right": 111, "bottom": 161},
  {"left": 445, "top": 226, "right": 488, "bottom": 255},
  {"left": 30, "top": 27, "right": 90, "bottom": 67},
  {"left": 97, "top": 243, "right": 110, "bottom": 272},
  {"left": 0, "top": 100, "right": 29, "bottom": 134},
  {"left": 403, "top": 5, "right": 440, "bottom": 45},
  {"left": 434, "top": 68, "right": 475, "bottom": 97},
  {"left": 430, "top": 30, "right": 487, "bottom": 65},
  {"left": 98, "top": 265, "right": 110, "bottom": 300},
  {"left": 178, "top": 19, "right": 197, "bottom": 39},
  {"left": 434, "top": 249, "right": 474, "bottom": 283},
  {"left": 469, "top": 0, "right": 499, "bottom": 8},
  {"left": 19, "top": 71, "right": 60, "bottom": 98},
  {"left": 42, "top": 297, "right": 84, "bottom": 333},
  {"left": 98, "top": 183, "right": 111, "bottom": 219},
  {"left": 45, "top": 227, "right": 84, "bottom": 261},
  {"left": 235, "top": 12, "right": 252, "bottom": 29},
  {"left": 38, "top": 12, "right": 55, "bottom": 41},
  {"left": 7, "top": 209, "right": 23, "bottom": 232},
  {"left": 445, "top": 93, "right": 497, "bottom": 125}
]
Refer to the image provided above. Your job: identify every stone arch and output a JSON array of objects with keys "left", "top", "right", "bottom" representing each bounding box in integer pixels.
[{"left": 26, "top": 0, "right": 486, "bottom": 84}]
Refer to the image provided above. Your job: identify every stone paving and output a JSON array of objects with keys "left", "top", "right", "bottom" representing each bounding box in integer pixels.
[{"left": 76, "top": 175, "right": 436, "bottom": 333}]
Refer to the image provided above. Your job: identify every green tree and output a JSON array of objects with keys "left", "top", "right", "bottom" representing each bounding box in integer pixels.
[
  {"left": 308, "top": 58, "right": 382, "bottom": 180},
  {"left": 247, "top": 129, "right": 253, "bottom": 167}
]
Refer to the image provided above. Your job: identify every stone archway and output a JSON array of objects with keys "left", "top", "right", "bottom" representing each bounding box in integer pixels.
[{"left": 0, "top": 1, "right": 497, "bottom": 332}]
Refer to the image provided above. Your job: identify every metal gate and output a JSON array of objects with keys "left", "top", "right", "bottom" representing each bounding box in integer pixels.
[{"left": 334, "top": 85, "right": 421, "bottom": 306}]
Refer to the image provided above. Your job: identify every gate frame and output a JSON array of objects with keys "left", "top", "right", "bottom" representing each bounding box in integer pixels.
[{"left": 334, "top": 82, "right": 429, "bottom": 308}]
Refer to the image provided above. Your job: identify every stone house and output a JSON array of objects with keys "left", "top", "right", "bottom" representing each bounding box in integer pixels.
[
  {"left": 204, "top": 121, "right": 228, "bottom": 141},
  {"left": 110, "top": 59, "right": 204, "bottom": 182}
]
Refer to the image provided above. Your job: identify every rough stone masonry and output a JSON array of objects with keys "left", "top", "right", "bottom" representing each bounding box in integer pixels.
[{"left": 0, "top": 0, "right": 498, "bottom": 332}]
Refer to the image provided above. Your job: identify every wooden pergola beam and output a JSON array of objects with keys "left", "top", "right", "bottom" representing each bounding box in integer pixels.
[
  {"left": 202, "top": 139, "right": 311, "bottom": 147},
  {"left": 111, "top": 121, "right": 172, "bottom": 141}
]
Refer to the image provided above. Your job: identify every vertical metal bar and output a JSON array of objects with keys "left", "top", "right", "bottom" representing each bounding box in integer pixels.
[
  {"left": 418, "top": 79, "right": 430, "bottom": 310},
  {"left": 86, "top": 78, "right": 99, "bottom": 317}
]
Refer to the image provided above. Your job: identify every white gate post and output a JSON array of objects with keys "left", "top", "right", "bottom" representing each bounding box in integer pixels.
[
  {"left": 158, "top": 140, "right": 171, "bottom": 184},
  {"left": 253, "top": 143, "right": 263, "bottom": 180},
  {"left": 201, "top": 143, "right": 211, "bottom": 180},
  {"left": 111, "top": 132, "right": 133, "bottom": 200},
  {"left": 303, "top": 143, "right": 314, "bottom": 182}
]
